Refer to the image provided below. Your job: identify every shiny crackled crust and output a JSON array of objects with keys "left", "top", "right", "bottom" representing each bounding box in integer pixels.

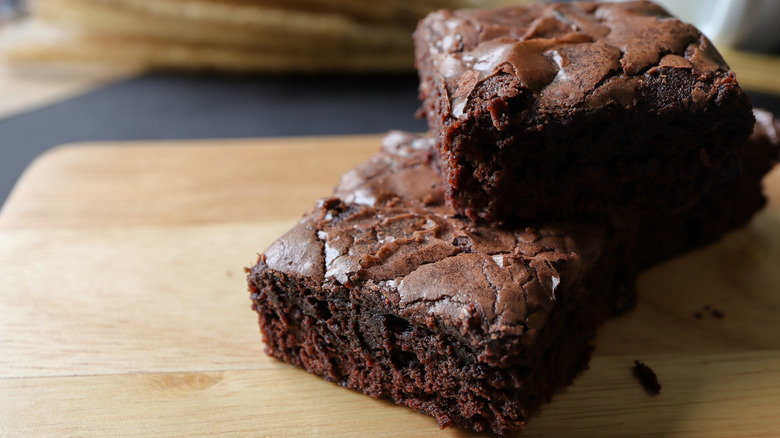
[
  {"left": 256, "top": 171, "right": 612, "bottom": 367},
  {"left": 418, "top": 1, "right": 737, "bottom": 117},
  {"left": 254, "top": 132, "right": 634, "bottom": 368},
  {"left": 415, "top": 1, "right": 755, "bottom": 222}
]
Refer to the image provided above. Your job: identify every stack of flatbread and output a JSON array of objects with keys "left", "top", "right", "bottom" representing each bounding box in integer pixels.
[{"left": 1, "top": 0, "right": 519, "bottom": 72}]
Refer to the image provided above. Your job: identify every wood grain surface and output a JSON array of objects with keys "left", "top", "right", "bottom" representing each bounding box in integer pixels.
[{"left": 1, "top": 135, "right": 780, "bottom": 437}]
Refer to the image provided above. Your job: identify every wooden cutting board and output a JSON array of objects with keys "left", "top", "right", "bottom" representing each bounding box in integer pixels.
[{"left": 2, "top": 135, "right": 780, "bottom": 437}]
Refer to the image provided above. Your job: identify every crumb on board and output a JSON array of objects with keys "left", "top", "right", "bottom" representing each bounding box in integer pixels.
[
  {"left": 633, "top": 360, "right": 661, "bottom": 395},
  {"left": 694, "top": 305, "right": 725, "bottom": 319}
]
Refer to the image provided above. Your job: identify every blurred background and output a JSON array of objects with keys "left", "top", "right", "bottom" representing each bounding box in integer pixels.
[{"left": 1, "top": 0, "right": 780, "bottom": 206}]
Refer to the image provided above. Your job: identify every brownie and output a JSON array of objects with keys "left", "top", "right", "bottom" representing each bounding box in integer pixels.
[
  {"left": 415, "top": 1, "right": 755, "bottom": 223},
  {"left": 248, "top": 132, "right": 635, "bottom": 434},
  {"left": 636, "top": 109, "right": 780, "bottom": 268}
]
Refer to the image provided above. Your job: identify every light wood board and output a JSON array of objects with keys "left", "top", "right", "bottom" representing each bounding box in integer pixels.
[{"left": 1, "top": 135, "right": 780, "bottom": 437}]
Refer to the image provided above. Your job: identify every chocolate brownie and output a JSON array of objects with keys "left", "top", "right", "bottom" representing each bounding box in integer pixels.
[
  {"left": 415, "top": 1, "right": 755, "bottom": 223},
  {"left": 636, "top": 109, "right": 780, "bottom": 268},
  {"left": 248, "top": 132, "right": 635, "bottom": 434}
]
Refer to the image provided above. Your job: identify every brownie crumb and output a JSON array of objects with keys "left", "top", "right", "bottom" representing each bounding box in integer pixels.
[
  {"left": 633, "top": 360, "right": 661, "bottom": 395},
  {"left": 696, "top": 305, "right": 725, "bottom": 319}
]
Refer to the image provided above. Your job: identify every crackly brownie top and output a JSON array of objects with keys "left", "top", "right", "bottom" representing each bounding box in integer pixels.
[
  {"left": 417, "top": 0, "right": 734, "bottom": 117},
  {"left": 262, "top": 132, "right": 607, "bottom": 356}
]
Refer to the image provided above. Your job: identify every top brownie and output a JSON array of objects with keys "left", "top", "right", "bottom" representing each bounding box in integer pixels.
[{"left": 415, "top": 0, "right": 754, "bottom": 223}]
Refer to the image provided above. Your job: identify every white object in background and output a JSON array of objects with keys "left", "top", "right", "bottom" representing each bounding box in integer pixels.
[{"left": 614, "top": 0, "right": 780, "bottom": 53}]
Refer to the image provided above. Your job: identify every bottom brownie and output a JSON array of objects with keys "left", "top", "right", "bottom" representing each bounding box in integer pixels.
[{"left": 249, "top": 132, "right": 635, "bottom": 434}]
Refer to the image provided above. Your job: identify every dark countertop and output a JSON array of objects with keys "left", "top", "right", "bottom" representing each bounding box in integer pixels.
[{"left": 1, "top": 72, "right": 779, "bottom": 207}]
